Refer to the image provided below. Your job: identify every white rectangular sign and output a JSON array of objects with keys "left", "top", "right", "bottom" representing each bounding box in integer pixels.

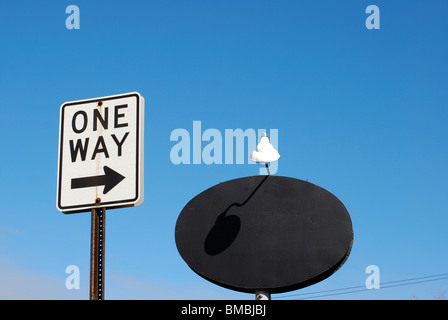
[{"left": 57, "top": 92, "right": 144, "bottom": 213}]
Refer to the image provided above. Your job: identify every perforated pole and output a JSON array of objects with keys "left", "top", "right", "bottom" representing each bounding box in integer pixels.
[{"left": 90, "top": 207, "right": 105, "bottom": 300}]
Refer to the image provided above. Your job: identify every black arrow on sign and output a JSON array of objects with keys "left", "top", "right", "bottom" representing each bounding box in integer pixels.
[{"left": 71, "top": 166, "right": 125, "bottom": 194}]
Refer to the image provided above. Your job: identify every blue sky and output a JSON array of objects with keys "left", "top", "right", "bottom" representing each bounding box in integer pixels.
[{"left": 0, "top": 0, "right": 447, "bottom": 300}]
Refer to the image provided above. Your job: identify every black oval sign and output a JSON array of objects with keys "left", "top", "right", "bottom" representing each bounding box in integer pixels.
[{"left": 175, "top": 176, "right": 353, "bottom": 294}]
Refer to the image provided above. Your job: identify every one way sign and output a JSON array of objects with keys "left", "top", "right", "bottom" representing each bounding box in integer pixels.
[{"left": 57, "top": 92, "right": 144, "bottom": 213}]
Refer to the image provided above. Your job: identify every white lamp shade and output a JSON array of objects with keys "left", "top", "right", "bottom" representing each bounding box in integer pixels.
[{"left": 249, "top": 133, "right": 280, "bottom": 163}]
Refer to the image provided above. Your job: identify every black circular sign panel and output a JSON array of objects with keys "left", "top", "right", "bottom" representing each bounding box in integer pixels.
[{"left": 175, "top": 176, "right": 353, "bottom": 294}]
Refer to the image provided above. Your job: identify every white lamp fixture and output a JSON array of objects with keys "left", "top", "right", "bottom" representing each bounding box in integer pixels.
[{"left": 250, "top": 133, "right": 280, "bottom": 175}]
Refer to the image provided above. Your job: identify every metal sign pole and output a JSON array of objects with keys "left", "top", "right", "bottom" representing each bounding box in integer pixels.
[
  {"left": 90, "top": 207, "right": 105, "bottom": 300},
  {"left": 255, "top": 290, "right": 270, "bottom": 300}
]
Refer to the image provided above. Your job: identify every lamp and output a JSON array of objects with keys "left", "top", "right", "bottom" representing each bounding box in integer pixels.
[{"left": 250, "top": 133, "right": 280, "bottom": 175}]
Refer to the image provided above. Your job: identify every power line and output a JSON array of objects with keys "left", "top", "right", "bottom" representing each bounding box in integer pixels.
[
  {"left": 274, "top": 273, "right": 448, "bottom": 300},
  {"left": 299, "top": 276, "right": 448, "bottom": 300}
]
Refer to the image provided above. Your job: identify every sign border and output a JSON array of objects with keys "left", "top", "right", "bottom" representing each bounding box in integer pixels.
[{"left": 57, "top": 92, "right": 144, "bottom": 213}]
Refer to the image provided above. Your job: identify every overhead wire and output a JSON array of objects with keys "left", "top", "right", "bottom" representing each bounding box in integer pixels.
[{"left": 274, "top": 272, "right": 448, "bottom": 300}]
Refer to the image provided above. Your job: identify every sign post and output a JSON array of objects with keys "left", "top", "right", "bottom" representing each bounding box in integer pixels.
[
  {"left": 90, "top": 207, "right": 105, "bottom": 300},
  {"left": 57, "top": 92, "right": 145, "bottom": 300}
]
